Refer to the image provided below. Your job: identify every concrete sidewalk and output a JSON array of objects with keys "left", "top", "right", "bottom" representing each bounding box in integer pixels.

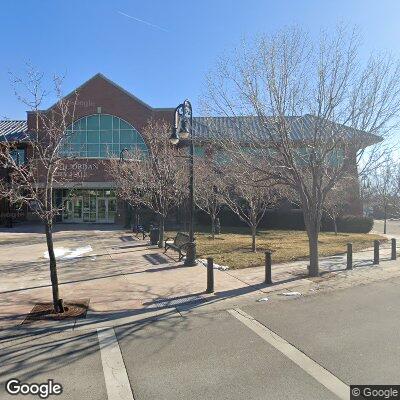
[{"left": 1, "top": 224, "right": 399, "bottom": 331}]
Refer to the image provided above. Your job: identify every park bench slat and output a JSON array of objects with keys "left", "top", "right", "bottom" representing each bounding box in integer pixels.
[{"left": 164, "top": 232, "right": 190, "bottom": 261}]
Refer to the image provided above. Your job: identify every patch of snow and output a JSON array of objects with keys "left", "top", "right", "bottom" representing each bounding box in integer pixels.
[
  {"left": 197, "top": 258, "right": 230, "bottom": 271},
  {"left": 43, "top": 247, "right": 69, "bottom": 259},
  {"left": 43, "top": 245, "right": 93, "bottom": 260},
  {"left": 63, "top": 245, "right": 93, "bottom": 259},
  {"left": 257, "top": 297, "right": 269, "bottom": 302},
  {"left": 279, "top": 291, "right": 302, "bottom": 296}
]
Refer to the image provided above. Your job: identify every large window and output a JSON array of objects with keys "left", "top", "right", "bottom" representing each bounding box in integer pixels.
[
  {"left": 60, "top": 114, "right": 148, "bottom": 158},
  {"left": 10, "top": 148, "right": 26, "bottom": 165}
]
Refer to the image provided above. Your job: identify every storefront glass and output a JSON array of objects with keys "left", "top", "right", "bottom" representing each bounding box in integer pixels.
[{"left": 60, "top": 189, "right": 116, "bottom": 223}]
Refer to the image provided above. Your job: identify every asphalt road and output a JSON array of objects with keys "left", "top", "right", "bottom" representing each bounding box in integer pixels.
[
  {"left": 2, "top": 275, "right": 400, "bottom": 399},
  {"left": 0, "top": 327, "right": 107, "bottom": 399},
  {"left": 374, "top": 219, "right": 400, "bottom": 236}
]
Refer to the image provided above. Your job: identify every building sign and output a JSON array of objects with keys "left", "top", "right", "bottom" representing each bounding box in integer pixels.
[{"left": 55, "top": 162, "right": 100, "bottom": 180}]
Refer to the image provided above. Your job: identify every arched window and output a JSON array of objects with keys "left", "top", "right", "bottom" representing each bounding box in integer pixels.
[{"left": 60, "top": 114, "right": 147, "bottom": 158}]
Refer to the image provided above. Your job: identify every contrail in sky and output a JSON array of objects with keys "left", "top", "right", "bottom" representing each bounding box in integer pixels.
[{"left": 117, "top": 11, "right": 169, "bottom": 32}]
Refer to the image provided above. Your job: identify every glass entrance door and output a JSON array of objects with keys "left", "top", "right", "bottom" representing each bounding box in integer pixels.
[
  {"left": 62, "top": 198, "right": 73, "bottom": 222},
  {"left": 62, "top": 197, "right": 83, "bottom": 222},
  {"left": 96, "top": 198, "right": 116, "bottom": 223},
  {"left": 97, "top": 198, "right": 107, "bottom": 223}
]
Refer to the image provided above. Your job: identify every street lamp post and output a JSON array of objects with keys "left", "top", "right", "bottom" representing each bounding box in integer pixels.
[{"left": 170, "top": 99, "right": 196, "bottom": 266}]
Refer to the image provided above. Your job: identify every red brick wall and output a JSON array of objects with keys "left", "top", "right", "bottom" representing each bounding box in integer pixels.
[{"left": 28, "top": 74, "right": 174, "bottom": 185}]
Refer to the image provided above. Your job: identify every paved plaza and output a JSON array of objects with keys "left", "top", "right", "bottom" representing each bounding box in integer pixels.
[{"left": 1, "top": 221, "right": 400, "bottom": 399}]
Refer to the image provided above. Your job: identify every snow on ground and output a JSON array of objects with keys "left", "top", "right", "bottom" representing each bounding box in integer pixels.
[
  {"left": 43, "top": 245, "right": 93, "bottom": 260},
  {"left": 257, "top": 297, "right": 269, "bottom": 302},
  {"left": 279, "top": 291, "right": 302, "bottom": 296},
  {"left": 197, "top": 258, "right": 230, "bottom": 271}
]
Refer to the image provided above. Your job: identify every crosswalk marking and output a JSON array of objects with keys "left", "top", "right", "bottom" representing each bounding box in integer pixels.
[
  {"left": 228, "top": 308, "right": 349, "bottom": 400},
  {"left": 97, "top": 327, "right": 135, "bottom": 400}
]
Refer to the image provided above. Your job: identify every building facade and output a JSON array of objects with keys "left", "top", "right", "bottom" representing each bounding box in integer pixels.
[
  {"left": 0, "top": 73, "right": 369, "bottom": 227},
  {"left": 0, "top": 73, "right": 174, "bottom": 225}
]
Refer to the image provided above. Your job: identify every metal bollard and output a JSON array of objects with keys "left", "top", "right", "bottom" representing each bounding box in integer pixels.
[
  {"left": 206, "top": 257, "right": 214, "bottom": 293},
  {"left": 265, "top": 251, "right": 272, "bottom": 284},
  {"left": 374, "top": 240, "right": 380, "bottom": 265},
  {"left": 347, "top": 243, "right": 353, "bottom": 270},
  {"left": 392, "top": 238, "right": 397, "bottom": 260}
]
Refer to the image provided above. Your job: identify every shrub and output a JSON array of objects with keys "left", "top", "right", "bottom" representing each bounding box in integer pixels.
[{"left": 336, "top": 215, "right": 373, "bottom": 233}]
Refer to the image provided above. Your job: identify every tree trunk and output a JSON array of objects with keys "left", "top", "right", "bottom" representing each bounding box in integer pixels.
[
  {"left": 251, "top": 225, "right": 257, "bottom": 252},
  {"left": 45, "top": 222, "right": 62, "bottom": 313},
  {"left": 211, "top": 216, "right": 215, "bottom": 239},
  {"left": 158, "top": 215, "right": 165, "bottom": 248},
  {"left": 307, "top": 228, "right": 319, "bottom": 277},
  {"left": 333, "top": 216, "right": 338, "bottom": 235},
  {"left": 384, "top": 204, "right": 387, "bottom": 234}
]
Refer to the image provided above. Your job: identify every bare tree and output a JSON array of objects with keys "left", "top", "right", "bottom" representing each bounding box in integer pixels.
[
  {"left": 220, "top": 160, "right": 280, "bottom": 252},
  {"left": 108, "top": 119, "right": 186, "bottom": 247},
  {"left": 194, "top": 158, "right": 224, "bottom": 238},
  {"left": 323, "top": 180, "right": 351, "bottom": 235},
  {"left": 369, "top": 155, "right": 400, "bottom": 234},
  {"left": 202, "top": 26, "right": 400, "bottom": 276},
  {"left": 0, "top": 66, "right": 77, "bottom": 313}
]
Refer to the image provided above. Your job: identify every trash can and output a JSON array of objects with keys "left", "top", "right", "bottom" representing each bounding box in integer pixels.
[{"left": 150, "top": 226, "right": 159, "bottom": 245}]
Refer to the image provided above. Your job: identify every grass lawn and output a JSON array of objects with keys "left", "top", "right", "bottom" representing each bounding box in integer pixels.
[{"left": 166, "top": 227, "right": 385, "bottom": 269}]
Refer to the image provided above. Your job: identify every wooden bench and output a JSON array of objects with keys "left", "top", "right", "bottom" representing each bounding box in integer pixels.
[{"left": 164, "top": 232, "right": 190, "bottom": 261}]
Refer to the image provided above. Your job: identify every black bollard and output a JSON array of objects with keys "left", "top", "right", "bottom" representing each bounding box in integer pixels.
[
  {"left": 392, "top": 238, "right": 397, "bottom": 260},
  {"left": 265, "top": 251, "right": 272, "bottom": 284},
  {"left": 206, "top": 257, "right": 214, "bottom": 293},
  {"left": 374, "top": 240, "right": 380, "bottom": 265},
  {"left": 347, "top": 243, "right": 353, "bottom": 270}
]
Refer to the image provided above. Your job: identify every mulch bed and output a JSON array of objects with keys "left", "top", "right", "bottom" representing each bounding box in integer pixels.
[{"left": 22, "top": 299, "right": 90, "bottom": 324}]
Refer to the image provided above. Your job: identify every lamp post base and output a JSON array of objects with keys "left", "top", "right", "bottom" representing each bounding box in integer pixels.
[{"left": 184, "top": 241, "right": 197, "bottom": 266}]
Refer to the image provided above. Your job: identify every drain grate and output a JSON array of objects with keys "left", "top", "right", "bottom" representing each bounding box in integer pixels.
[{"left": 148, "top": 295, "right": 206, "bottom": 308}]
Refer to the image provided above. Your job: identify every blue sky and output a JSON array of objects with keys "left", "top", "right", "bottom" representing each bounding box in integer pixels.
[{"left": 1, "top": 0, "right": 400, "bottom": 119}]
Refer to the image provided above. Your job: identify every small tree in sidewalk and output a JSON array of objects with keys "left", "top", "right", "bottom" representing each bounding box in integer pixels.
[
  {"left": 109, "top": 119, "right": 187, "bottom": 247},
  {"left": 220, "top": 161, "right": 281, "bottom": 252},
  {"left": 0, "top": 67, "right": 77, "bottom": 313},
  {"left": 194, "top": 158, "right": 224, "bottom": 239}
]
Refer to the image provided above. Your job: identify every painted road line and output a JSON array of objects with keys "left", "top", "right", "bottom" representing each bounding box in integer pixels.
[
  {"left": 97, "top": 327, "right": 135, "bottom": 400},
  {"left": 228, "top": 308, "right": 349, "bottom": 400}
]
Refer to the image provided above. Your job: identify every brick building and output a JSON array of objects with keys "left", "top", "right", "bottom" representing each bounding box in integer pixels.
[{"left": 0, "top": 73, "right": 375, "bottom": 227}]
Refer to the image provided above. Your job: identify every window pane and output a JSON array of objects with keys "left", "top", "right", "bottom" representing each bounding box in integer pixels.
[
  {"left": 112, "top": 144, "right": 120, "bottom": 155},
  {"left": 112, "top": 117, "right": 120, "bottom": 130},
  {"left": 87, "top": 144, "right": 99, "bottom": 157},
  {"left": 100, "top": 130, "right": 113, "bottom": 143},
  {"left": 100, "top": 115, "right": 113, "bottom": 130},
  {"left": 86, "top": 115, "right": 99, "bottom": 130},
  {"left": 120, "top": 119, "right": 131, "bottom": 130},
  {"left": 70, "top": 131, "right": 86, "bottom": 144},
  {"left": 120, "top": 130, "right": 135, "bottom": 143},
  {"left": 72, "top": 118, "right": 86, "bottom": 131},
  {"left": 112, "top": 130, "right": 120, "bottom": 143},
  {"left": 100, "top": 144, "right": 112, "bottom": 157},
  {"left": 121, "top": 143, "right": 134, "bottom": 151},
  {"left": 87, "top": 131, "right": 100, "bottom": 143}
]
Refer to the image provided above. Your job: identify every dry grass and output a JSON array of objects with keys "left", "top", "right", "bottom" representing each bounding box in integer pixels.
[{"left": 166, "top": 228, "right": 385, "bottom": 269}]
